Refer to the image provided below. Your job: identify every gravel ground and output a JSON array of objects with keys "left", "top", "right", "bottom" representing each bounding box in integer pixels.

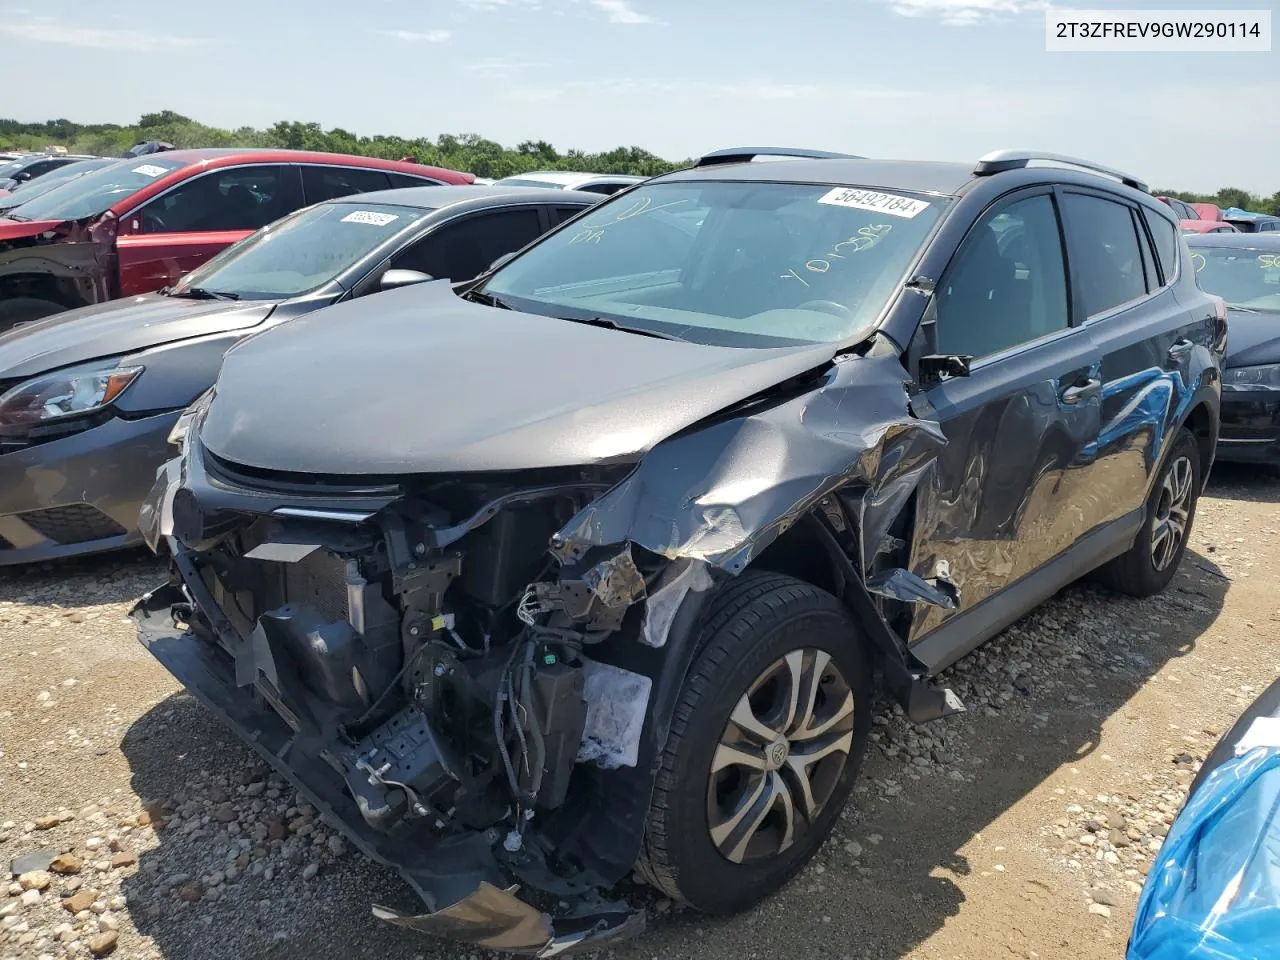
[{"left": 1, "top": 464, "right": 1277, "bottom": 960}]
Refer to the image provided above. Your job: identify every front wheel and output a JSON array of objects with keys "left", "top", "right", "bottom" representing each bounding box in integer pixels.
[
  {"left": 1097, "top": 426, "right": 1202, "bottom": 597},
  {"left": 0, "top": 296, "right": 66, "bottom": 333},
  {"left": 637, "top": 571, "right": 871, "bottom": 914}
]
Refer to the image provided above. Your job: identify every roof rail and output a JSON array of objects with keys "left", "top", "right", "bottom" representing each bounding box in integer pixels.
[
  {"left": 973, "top": 150, "right": 1148, "bottom": 193},
  {"left": 694, "top": 147, "right": 864, "bottom": 168}
]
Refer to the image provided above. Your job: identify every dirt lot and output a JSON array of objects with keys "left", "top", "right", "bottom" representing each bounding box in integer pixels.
[{"left": 1, "top": 464, "right": 1277, "bottom": 960}]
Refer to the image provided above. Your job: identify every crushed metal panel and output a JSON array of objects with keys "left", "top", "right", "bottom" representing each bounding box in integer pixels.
[
  {"left": 552, "top": 354, "right": 948, "bottom": 584},
  {"left": 372, "top": 883, "right": 554, "bottom": 954},
  {"left": 640, "top": 558, "right": 715, "bottom": 648},
  {"left": 580, "top": 543, "right": 646, "bottom": 608},
  {"left": 865, "top": 568, "right": 958, "bottom": 608}
]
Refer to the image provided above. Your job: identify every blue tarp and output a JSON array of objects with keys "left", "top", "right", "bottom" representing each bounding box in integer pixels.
[
  {"left": 1127, "top": 747, "right": 1280, "bottom": 960},
  {"left": 1222, "top": 208, "right": 1269, "bottom": 221}
]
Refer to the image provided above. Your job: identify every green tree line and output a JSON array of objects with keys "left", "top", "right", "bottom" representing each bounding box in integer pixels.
[
  {"left": 3, "top": 112, "right": 1277, "bottom": 213},
  {"left": 1158, "top": 186, "right": 1280, "bottom": 217},
  {"left": 0, "top": 111, "right": 686, "bottom": 179}
]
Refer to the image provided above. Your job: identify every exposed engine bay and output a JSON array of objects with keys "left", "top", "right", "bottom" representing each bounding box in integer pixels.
[
  {"left": 188, "top": 481, "right": 657, "bottom": 832},
  {"left": 136, "top": 462, "right": 693, "bottom": 954}
]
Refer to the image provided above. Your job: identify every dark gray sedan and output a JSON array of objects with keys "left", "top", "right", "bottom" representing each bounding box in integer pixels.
[
  {"left": 0, "top": 185, "right": 600, "bottom": 563},
  {"left": 1186, "top": 232, "right": 1280, "bottom": 465}
]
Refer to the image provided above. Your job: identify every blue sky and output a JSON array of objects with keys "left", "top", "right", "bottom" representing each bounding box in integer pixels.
[{"left": 2, "top": 0, "right": 1275, "bottom": 193}]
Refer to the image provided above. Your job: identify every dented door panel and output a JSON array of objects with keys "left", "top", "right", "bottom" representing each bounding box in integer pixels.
[
  {"left": 905, "top": 328, "right": 1103, "bottom": 642},
  {"left": 1085, "top": 293, "right": 1220, "bottom": 538}
]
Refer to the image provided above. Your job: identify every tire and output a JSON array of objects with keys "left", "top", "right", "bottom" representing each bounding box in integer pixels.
[
  {"left": 0, "top": 297, "right": 66, "bottom": 333},
  {"left": 1097, "top": 427, "right": 1202, "bottom": 597},
  {"left": 637, "top": 571, "right": 871, "bottom": 914}
]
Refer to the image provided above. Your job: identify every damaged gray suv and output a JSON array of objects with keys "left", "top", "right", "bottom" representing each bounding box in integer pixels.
[{"left": 132, "top": 147, "right": 1225, "bottom": 955}]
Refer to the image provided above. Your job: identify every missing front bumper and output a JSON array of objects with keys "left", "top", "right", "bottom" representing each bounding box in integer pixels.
[{"left": 129, "top": 581, "right": 643, "bottom": 957}]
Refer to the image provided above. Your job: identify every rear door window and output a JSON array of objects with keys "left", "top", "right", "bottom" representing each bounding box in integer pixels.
[
  {"left": 301, "top": 166, "right": 392, "bottom": 203},
  {"left": 394, "top": 207, "right": 546, "bottom": 281},
  {"left": 551, "top": 205, "right": 590, "bottom": 225},
  {"left": 1061, "top": 193, "right": 1148, "bottom": 317},
  {"left": 137, "top": 165, "right": 296, "bottom": 233}
]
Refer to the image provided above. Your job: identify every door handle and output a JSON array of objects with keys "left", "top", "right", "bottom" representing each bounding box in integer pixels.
[
  {"left": 1168, "top": 338, "right": 1194, "bottom": 361},
  {"left": 1059, "top": 377, "right": 1101, "bottom": 404}
]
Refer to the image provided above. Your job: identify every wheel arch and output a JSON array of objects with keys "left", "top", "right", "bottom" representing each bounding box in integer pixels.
[
  {"left": 1178, "top": 396, "right": 1217, "bottom": 489},
  {"left": 0, "top": 270, "right": 90, "bottom": 312}
]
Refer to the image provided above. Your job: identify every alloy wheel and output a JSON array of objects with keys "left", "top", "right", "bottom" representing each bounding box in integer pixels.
[
  {"left": 706, "top": 649, "right": 856, "bottom": 864},
  {"left": 1150, "top": 454, "right": 1194, "bottom": 572}
]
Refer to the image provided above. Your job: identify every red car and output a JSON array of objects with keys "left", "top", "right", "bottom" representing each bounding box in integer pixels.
[
  {"left": 1180, "top": 220, "right": 1239, "bottom": 235},
  {"left": 0, "top": 149, "right": 472, "bottom": 328}
]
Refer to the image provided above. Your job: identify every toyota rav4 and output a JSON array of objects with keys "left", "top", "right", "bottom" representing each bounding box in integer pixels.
[{"left": 132, "top": 147, "right": 1225, "bottom": 956}]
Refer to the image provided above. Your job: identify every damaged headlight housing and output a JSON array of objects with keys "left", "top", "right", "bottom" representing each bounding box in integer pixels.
[
  {"left": 1223, "top": 363, "right": 1280, "bottom": 392},
  {"left": 167, "top": 388, "right": 215, "bottom": 446},
  {"left": 0, "top": 361, "right": 143, "bottom": 426}
]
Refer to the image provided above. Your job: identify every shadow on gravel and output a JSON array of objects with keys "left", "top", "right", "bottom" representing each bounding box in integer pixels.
[
  {"left": 1208, "top": 462, "right": 1280, "bottom": 504},
  {"left": 119, "top": 690, "right": 431, "bottom": 960},
  {"left": 118, "top": 550, "right": 1229, "bottom": 960},
  {"left": 0, "top": 547, "right": 163, "bottom": 606}
]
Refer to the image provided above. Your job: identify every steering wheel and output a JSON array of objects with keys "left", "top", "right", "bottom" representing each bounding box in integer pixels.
[
  {"left": 797, "top": 299, "right": 849, "bottom": 318},
  {"left": 142, "top": 210, "right": 167, "bottom": 233}
]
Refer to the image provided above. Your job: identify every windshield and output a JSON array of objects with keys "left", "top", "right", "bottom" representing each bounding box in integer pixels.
[
  {"left": 169, "top": 201, "right": 430, "bottom": 300},
  {"left": 482, "top": 180, "right": 947, "bottom": 347},
  {"left": 4, "top": 156, "right": 185, "bottom": 222},
  {"left": 3, "top": 158, "right": 117, "bottom": 200},
  {"left": 1192, "top": 247, "right": 1280, "bottom": 311}
]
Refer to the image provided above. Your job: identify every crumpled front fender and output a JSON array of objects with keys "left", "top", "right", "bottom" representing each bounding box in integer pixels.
[{"left": 552, "top": 350, "right": 948, "bottom": 592}]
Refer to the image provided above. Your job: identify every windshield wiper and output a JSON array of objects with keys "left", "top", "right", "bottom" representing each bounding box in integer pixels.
[
  {"left": 559, "top": 315, "right": 686, "bottom": 341},
  {"left": 173, "top": 287, "right": 240, "bottom": 301},
  {"left": 5, "top": 213, "right": 29, "bottom": 222},
  {"left": 462, "top": 288, "right": 511, "bottom": 309}
]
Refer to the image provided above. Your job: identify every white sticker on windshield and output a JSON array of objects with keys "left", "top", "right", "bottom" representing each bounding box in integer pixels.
[
  {"left": 341, "top": 210, "right": 399, "bottom": 227},
  {"left": 132, "top": 164, "right": 169, "bottom": 178},
  {"left": 818, "top": 187, "right": 930, "bottom": 219}
]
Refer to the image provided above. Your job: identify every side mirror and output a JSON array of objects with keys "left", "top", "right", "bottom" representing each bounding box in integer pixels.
[
  {"left": 488, "top": 251, "right": 517, "bottom": 273},
  {"left": 380, "top": 268, "right": 433, "bottom": 292},
  {"left": 919, "top": 354, "right": 972, "bottom": 385}
]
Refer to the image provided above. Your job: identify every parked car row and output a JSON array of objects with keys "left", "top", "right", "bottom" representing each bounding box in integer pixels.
[
  {"left": 0, "top": 157, "right": 119, "bottom": 215},
  {"left": 0, "top": 148, "right": 476, "bottom": 328},
  {"left": 91, "top": 146, "right": 1229, "bottom": 956},
  {"left": 1159, "top": 196, "right": 1280, "bottom": 236},
  {"left": 0, "top": 184, "right": 601, "bottom": 563},
  {"left": 0, "top": 151, "right": 98, "bottom": 193}
]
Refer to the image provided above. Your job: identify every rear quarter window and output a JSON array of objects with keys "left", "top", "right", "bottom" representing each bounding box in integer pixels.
[{"left": 1141, "top": 208, "right": 1179, "bottom": 285}]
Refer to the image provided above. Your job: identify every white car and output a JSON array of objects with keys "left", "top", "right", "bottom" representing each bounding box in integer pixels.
[{"left": 492, "top": 170, "right": 644, "bottom": 195}]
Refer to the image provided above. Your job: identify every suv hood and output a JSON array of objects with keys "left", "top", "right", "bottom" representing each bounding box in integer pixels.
[
  {"left": 1224, "top": 308, "right": 1280, "bottom": 368},
  {"left": 0, "top": 217, "right": 66, "bottom": 242},
  {"left": 201, "top": 281, "right": 841, "bottom": 475},
  {"left": 0, "top": 294, "right": 277, "bottom": 380}
]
